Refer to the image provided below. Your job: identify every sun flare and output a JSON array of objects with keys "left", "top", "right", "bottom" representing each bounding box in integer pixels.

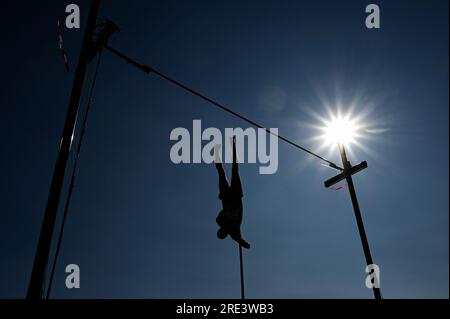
[{"left": 323, "top": 115, "right": 358, "bottom": 147}]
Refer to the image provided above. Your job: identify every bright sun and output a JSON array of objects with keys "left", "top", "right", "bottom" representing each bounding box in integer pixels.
[
  {"left": 323, "top": 115, "right": 358, "bottom": 146},
  {"left": 298, "top": 94, "right": 387, "bottom": 170}
]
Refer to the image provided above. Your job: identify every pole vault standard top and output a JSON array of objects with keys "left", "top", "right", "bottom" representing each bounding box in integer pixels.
[
  {"left": 324, "top": 144, "right": 382, "bottom": 300},
  {"left": 324, "top": 161, "right": 367, "bottom": 188},
  {"left": 100, "top": 43, "right": 343, "bottom": 171}
]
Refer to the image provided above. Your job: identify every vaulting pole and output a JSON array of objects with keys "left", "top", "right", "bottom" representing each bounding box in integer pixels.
[
  {"left": 27, "top": 0, "right": 101, "bottom": 299},
  {"left": 239, "top": 244, "right": 245, "bottom": 299}
]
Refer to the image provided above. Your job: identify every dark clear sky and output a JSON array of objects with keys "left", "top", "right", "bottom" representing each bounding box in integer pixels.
[{"left": 0, "top": 0, "right": 448, "bottom": 298}]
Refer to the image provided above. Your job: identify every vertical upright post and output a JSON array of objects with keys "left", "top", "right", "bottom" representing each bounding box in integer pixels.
[
  {"left": 27, "top": 0, "right": 101, "bottom": 299},
  {"left": 239, "top": 244, "right": 245, "bottom": 299},
  {"left": 338, "top": 144, "right": 382, "bottom": 300}
]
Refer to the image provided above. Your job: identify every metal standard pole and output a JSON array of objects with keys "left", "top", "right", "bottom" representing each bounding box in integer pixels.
[
  {"left": 27, "top": 0, "right": 101, "bottom": 299},
  {"left": 338, "top": 144, "right": 382, "bottom": 300},
  {"left": 239, "top": 245, "right": 245, "bottom": 299}
]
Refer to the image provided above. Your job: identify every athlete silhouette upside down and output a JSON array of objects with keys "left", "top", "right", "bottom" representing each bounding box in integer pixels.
[{"left": 215, "top": 136, "right": 250, "bottom": 249}]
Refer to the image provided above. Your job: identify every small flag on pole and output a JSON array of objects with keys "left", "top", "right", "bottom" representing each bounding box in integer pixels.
[
  {"left": 330, "top": 184, "right": 347, "bottom": 191},
  {"left": 56, "top": 19, "right": 70, "bottom": 72}
]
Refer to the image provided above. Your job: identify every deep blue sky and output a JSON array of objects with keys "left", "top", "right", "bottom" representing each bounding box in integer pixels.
[{"left": 0, "top": 0, "right": 448, "bottom": 298}]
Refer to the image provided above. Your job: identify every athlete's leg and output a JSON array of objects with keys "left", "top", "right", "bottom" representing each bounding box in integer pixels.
[
  {"left": 216, "top": 163, "right": 229, "bottom": 199},
  {"left": 215, "top": 144, "right": 229, "bottom": 198},
  {"left": 230, "top": 137, "right": 243, "bottom": 197}
]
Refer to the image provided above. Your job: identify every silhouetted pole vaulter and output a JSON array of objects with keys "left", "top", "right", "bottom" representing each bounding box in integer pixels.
[
  {"left": 215, "top": 137, "right": 250, "bottom": 249},
  {"left": 27, "top": 0, "right": 101, "bottom": 299},
  {"left": 215, "top": 137, "right": 248, "bottom": 299},
  {"left": 324, "top": 144, "right": 382, "bottom": 300}
]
